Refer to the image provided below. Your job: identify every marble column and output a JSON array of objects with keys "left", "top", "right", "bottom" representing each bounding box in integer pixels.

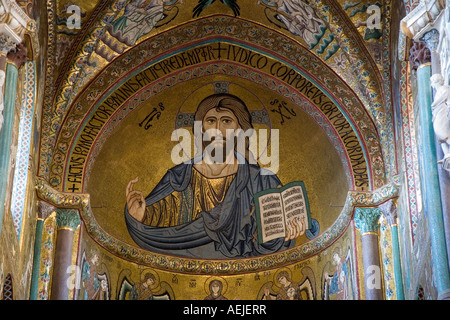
[
  {"left": 50, "top": 208, "right": 81, "bottom": 300},
  {"left": 0, "top": 41, "right": 27, "bottom": 236},
  {"left": 354, "top": 207, "right": 383, "bottom": 300},
  {"left": 379, "top": 199, "right": 405, "bottom": 300},
  {"left": 29, "top": 201, "right": 55, "bottom": 300},
  {"left": 422, "top": 28, "right": 450, "bottom": 275},
  {"left": 410, "top": 40, "right": 450, "bottom": 300}
]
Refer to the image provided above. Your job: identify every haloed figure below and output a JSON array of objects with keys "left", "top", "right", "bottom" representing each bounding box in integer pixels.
[{"left": 125, "top": 93, "right": 304, "bottom": 259}]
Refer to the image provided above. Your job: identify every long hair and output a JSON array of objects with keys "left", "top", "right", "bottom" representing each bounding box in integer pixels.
[{"left": 194, "top": 93, "right": 253, "bottom": 131}]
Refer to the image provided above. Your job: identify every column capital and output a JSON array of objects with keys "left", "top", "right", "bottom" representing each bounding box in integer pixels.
[
  {"left": 0, "top": 0, "right": 33, "bottom": 55},
  {"left": 6, "top": 40, "right": 27, "bottom": 68},
  {"left": 354, "top": 207, "right": 381, "bottom": 235},
  {"left": 420, "top": 29, "right": 440, "bottom": 52},
  {"left": 410, "top": 41, "right": 432, "bottom": 70},
  {"left": 55, "top": 208, "right": 81, "bottom": 232},
  {"left": 0, "top": 34, "right": 17, "bottom": 55},
  {"left": 37, "top": 201, "right": 55, "bottom": 221},
  {"left": 378, "top": 199, "right": 398, "bottom": 227}
]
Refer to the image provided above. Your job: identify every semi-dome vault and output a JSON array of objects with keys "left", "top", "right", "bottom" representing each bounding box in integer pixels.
[
  {"left": 39, "top": 2, "right": 391, "bottom": 245},
  {"left": 41, "top": 0, "right": 392, "bottom": 190}
]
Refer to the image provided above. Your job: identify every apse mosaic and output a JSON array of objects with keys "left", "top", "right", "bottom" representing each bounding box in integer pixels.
[
  {"left": 29, "top": 2, "right": 395, "bottom": 282},
  {"left": 29, "top": 0, "right": 403, "bottom": 301}
]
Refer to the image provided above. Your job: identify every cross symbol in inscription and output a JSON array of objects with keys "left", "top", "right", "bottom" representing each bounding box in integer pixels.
[
  {"left": 212, "top": 42, "right": 227, "bottom": 59},
  {"left": 68, "top": 184, "right": 79, "bottom": 192},
  {"left": 270, "top": 99, "right": 297, "bottom": 125}
]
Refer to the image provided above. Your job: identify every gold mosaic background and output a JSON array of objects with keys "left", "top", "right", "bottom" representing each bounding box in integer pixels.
[{"left": 87, "top": 75, "right": 349, "bottom": 248}]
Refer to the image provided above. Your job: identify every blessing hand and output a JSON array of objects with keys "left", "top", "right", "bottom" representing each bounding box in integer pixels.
[{"left": 126, "top": 176, "right": 146, "bottom": 222}]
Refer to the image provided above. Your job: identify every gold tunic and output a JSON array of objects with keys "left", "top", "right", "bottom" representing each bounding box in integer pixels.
[{"left": 142, "top": 168, "right": 236, "bottom": 227}]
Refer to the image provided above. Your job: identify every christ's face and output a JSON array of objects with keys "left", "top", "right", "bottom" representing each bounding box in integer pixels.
[
  {"left": 201, "top": 108, "right": 240, "bottom": 160},
  {"left": 202, "top": 108, "right": 240, "bottom": 138}
]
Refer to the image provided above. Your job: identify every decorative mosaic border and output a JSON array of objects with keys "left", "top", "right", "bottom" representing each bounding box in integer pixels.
[
  {"left": 35, "top": 176, "right": 399, "bottom": 274},
  {"left": 37, "top": 213, "right": 56, "bottom": 300},
  {"left": 380, "top": 216, "right": 395, "bottom": 299},
  {"left": 311, "top": 0, "right": 398, "bottom": 186},
  {"left": 399, "top": 61, "right": 419, "bottom": 239},
  {"left": 1, "top": 274, "right": 13, "bottom": 300},
  {"left": 10, "top": 61, "right": 36, "bottom": 239},
  {"left": 380, "top": 0, "right": 398, "bottom": 181},
  {"left": 38, "top": 0, "right": 57, "bottom": 179}
]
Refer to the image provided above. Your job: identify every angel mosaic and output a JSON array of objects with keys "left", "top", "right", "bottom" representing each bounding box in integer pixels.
[
  {"left": 102, "top": 0, "right": 180, "bottom": 50},
  {"left": 260, "top": 0, "right": 326, "bottom": 49},
  {"left": 259, "top": 267, "right": 315, "bottom": 300},
  {"left": 117, "top": 269, "right": 174, "bottom": 300}
]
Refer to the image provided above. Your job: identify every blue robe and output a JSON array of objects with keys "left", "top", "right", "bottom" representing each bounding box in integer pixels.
[{"left": 125, "top": 155, "right": 294, "bottom": 259}]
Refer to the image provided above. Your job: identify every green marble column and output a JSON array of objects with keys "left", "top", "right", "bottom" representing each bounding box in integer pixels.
[
  {"left": 29, "top": 201, "right": 55, "bottom": 300},
  {"left": 50, "top": 208, "right": 81, "bottom": 300},
  {"left": 410, "top": 40, "right": 450, "bottom": 300},
  {"left": 422, "top": 28, "right": 450, "bottom": 285},
  {"left": 354, "top": 207, "right": 383, "bottom": 300},
  {"left": 29, "top": 218, "right": 44, "bottom": 300},
  {"left": 0, "top": 62, "right": 18, "bottom": 235}
]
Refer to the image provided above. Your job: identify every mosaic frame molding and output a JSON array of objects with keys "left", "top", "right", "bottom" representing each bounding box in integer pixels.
[{"left": 399, "top": 61, "right": 419, "bottom": 239}]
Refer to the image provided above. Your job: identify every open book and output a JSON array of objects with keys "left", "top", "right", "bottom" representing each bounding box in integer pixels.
[{"left": 254, "top": 181, "right": 311, "bottom": 244}]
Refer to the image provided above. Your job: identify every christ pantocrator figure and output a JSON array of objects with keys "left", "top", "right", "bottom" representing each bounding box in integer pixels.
[{"left": 125, "top": 93, "right": 304, "bottom": 259}]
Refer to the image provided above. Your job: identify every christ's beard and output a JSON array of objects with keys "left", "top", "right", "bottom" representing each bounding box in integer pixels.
[{"left": 202, "top": 138, "right": 233, "bottom": 164}]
